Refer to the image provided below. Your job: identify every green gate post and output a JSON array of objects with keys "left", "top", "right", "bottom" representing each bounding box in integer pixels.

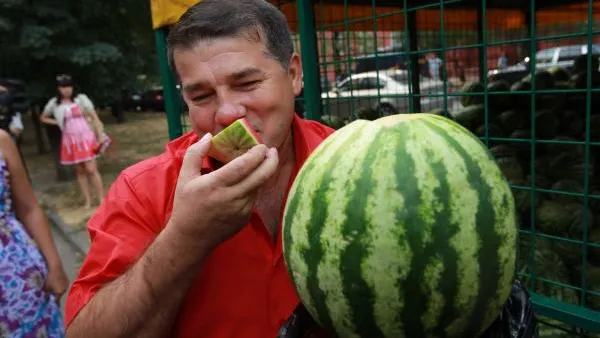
[
  {"left": 406, "top": 10, "right": 422, "bottom": 113},
  {"left": 476, "top": 6, "right": 485, "bottom": 83},
  {"left": 296, "top": 0, "right": 322, "bottom": 121},
  {"left": 155, "top": 28, "right": 183, "bottom": 140}
]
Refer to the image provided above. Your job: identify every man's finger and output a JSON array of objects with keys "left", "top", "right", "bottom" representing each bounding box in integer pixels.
[
  {"left": 211, "top": 144, "right": 269, "bottom": 186},
  {"left": 235, "top": 147, "right": 279, "bottom": 195},
  {"left": 179, "top": 133, "right": 212, "bottom": 184}
]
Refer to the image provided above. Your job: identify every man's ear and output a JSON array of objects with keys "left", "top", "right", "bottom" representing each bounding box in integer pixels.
[{"left": 288, "top": 53, "right": 303, "bottom": 97}]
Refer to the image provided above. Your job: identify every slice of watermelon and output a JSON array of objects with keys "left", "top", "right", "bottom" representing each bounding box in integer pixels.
[{"left": 207, "top": 118, "right": 262, "bottom": 163}]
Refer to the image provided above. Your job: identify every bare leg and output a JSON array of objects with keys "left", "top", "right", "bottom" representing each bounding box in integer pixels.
[
  {"left": 75, "top": 163, "right": 92, "bottom": 209},
  {"left": 85, "top": 159, "right": 104, "bottom": 205}
]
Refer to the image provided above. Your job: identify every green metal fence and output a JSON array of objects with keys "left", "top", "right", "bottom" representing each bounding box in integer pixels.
[
  {"left": 300, "top": 0, "right": 600, "bottom": 334},
  {"left": 158, "top": 0, "right": 600, "bottom": 334}
]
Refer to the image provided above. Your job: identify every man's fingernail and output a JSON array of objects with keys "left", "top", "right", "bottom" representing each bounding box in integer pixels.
[{"left": 200, "top": 133, "right": 212, "bottom": 143}]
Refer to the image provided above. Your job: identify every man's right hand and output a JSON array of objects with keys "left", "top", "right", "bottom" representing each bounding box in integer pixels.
[{"left": 168, "top": 132, "right": 279, "bottom": 249}]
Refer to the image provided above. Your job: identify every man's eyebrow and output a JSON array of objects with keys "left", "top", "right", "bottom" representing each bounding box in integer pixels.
[
  {"left": 183, "top": 81, "right": 207, "bottom": 94},
  {"left": 227, "top": 67, "right": 264, "bottom": 82},
  {"left": 182, "top": 68, "right": 265, "bottom": 94}
]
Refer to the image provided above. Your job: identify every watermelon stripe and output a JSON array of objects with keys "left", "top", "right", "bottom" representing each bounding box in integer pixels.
[
  {"left": 283, "top": 126, "right": 352, "bottom": 323},
  {"left": 425, "top": 118, "right": 505, "bottom": 336},
  {"left": 316, "top": 124, "right": 378, "bottom": 337},
  {"left": 392, "top": 122, "right": 430, "bottom": 338},
  {"left": 393, "top": 120, "right": 460, "bottom": 337},
  {"left": 282, "top": 151, "right": 319, "bottom": 317},
  {"left": 338, "top": 130, "right": 386, "bottom": 338},
  {"left": 427, "top": 159, "right": 460, "bottom": 338},
  {"left": 284, "top": 121, "right": 370, "bottom": 330},
  {"left": 410, "top": 120, "right": 481, "bottom": 336},
  {"left": 304, "top": 162, "right": 338, "bottom": 332},
  {"left": 361, "top": 126, "right": 414, "bottom": 337},
  {"left": 404, "top": 120, "right": 479, "bottom": 337},
  {"left": 433, "top": 118, "right": 517, "bottom": 333}
]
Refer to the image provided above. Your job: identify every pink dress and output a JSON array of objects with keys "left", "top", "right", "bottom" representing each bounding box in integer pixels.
[{"left": 59, "top": 103, "right": 99, "bottom": 165}]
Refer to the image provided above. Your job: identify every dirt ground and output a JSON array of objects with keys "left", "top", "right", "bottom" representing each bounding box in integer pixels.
[{"left": 20, "top": 110, "right": 173, "bottom": 230}]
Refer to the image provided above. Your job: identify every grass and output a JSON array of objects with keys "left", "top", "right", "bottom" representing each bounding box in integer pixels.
[{"left": 20, "top": 110, "right": 171, "bottom": 230}]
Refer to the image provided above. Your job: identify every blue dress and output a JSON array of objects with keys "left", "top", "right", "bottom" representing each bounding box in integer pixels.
[{"left": 0, "top": 153, "right": 64, "bottom": 337}]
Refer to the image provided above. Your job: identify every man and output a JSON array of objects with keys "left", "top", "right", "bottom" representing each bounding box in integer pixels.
[
  {"left": 498, "top": 52, "right": 509, "bottom": 70},
  {"left": 64, "top": 0, "right": 335, "bottom": 337}
]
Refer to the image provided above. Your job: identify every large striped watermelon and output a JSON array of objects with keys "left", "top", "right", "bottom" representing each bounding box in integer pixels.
[{"left": 282, "top": 113, "right": 518, "bottom": 338}]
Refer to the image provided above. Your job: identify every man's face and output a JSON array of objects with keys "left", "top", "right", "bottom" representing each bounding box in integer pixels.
[{"left": 174, "top": 36, "right": 303, "bottom": 151}]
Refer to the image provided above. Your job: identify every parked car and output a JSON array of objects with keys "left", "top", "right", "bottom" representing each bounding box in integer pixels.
[
  {"left": 122, "top": 90, "right": 143, "bottom": 111},
  {"left": 321, "top": 70, "right": 460, "bottom": 118},
  {"left": 353, "top": 45, "right": 428, "bottom": 76},
  {"left": 488, "top": 44, "right": 600, "bottom": 85},
  {"left": 140, "top": 87, "right": 165, "bottom": 112}
]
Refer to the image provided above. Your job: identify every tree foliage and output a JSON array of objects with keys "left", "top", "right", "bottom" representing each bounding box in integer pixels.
[{"left": 0, "top": 0, "right": 159, "bottom": 105}]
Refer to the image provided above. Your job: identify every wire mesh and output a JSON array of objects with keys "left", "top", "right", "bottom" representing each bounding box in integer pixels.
[{"left": 308, "top": 0, "right": 600, "bottom": 333}]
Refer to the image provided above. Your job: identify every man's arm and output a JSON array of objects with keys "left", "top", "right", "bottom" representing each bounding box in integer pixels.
[
  {"left": 66, "top": 222, "right": 213, "bottom": 338},
  {"left": 66, "top": 134, "right": 279, "bottom": 337}
]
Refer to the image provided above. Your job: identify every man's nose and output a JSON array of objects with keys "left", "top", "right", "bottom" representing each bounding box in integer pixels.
[{"left": 215, "top": 99, "right": 245, "bottom": 127}]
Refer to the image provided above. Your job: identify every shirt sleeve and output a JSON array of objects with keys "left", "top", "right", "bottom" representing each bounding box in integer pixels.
[
  {"left": 64, "top": 171, "right": 164, "bottom": 327},
  {"left": 76, "top": 94, "right": 95, "bottom": 114},
  {"left": 10, "top": 113, "right": 23, "bottom": 131},
  {"left": 41, "top": 98, "right": 56, "bottom": 117}
]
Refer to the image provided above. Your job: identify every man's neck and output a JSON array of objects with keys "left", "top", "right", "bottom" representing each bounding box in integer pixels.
[
  {"left": 263, "top": 128, "right": 296, "bottom": 189},
  {"left": 255, "top": 128, "right": 296, "bottom": 240}
]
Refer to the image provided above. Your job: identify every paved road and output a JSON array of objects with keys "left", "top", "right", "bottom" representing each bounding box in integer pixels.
[{"left": 51, "top": 226, "right": 87, "bottom": 312}]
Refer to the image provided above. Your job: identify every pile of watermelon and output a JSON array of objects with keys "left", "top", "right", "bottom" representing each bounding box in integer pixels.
[
  {"left": 298, "top": 59, "right": 600, "bottom": 336},
  {"left": 432, "top": 60, "right": 600, "bottom": 315},
  {"left": 283, "top": 113, "right": 519, "bottom": 337}
]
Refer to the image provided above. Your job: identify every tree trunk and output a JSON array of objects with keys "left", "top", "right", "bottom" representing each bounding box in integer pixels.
[
  {"left": 30, "top": 105, "right": 47, "bottom": 154},
  {"left": 44, "top": 124, "right": 73, "bottom": 181}
]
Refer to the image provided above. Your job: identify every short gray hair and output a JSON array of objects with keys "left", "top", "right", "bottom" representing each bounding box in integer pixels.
[{"left": 167, "top": 0, "right": 294, "bottom": 74}]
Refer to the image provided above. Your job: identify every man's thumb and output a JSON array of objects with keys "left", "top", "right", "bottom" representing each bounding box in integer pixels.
[{"left": 179, "top": 133, "right": 212, "bottom": 182}]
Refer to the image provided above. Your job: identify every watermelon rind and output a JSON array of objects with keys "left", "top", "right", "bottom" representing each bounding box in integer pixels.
[
  {"left": 282, "top": 113, "right": 518, "bottom": 338},
  {"left": 207, "top": 118, "right": 261, "bottom": 163}
]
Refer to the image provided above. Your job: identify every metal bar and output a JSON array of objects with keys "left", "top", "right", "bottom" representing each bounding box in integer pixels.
[
  {"left": 319, "top": 87, "right": 600, "bottom": 100},
  {"left": 579, "top": 0, "right": 594, "bottom": 308},
  {"left": 370, "top": 0, "right": 383, "bottom": 116},
  {"left": 531, "top": 293, "right": 600, "bottom": 333},
  {"left": 480, "top": 0, "right": 489, "bottom": 147},
  {"left": 297, "top": 0, "right": 322, "bottom": 121},
  {"left": 406, "top": 9, "right": 421, "bottom": 113},
  {"left": 476, "top": 5, "right": 485, "bottom": 83},
  {"left": 154, "top": 28, "right": 183, "bottom": 140},
  {"left": 439, "top": 0, "right": 449, "bottom": 116},
  {"left": 526, "top": 0, "right": 538, "bottom": 292}
]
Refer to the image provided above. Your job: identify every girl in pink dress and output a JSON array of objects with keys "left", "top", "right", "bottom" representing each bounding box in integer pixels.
[{"left": 40, "top": 74, "right": 109, "bottom": 209}]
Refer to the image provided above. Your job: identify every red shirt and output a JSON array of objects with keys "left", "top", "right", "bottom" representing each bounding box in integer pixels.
[{"left": 65, "top": 115, "right": 335, "bottom": 337}]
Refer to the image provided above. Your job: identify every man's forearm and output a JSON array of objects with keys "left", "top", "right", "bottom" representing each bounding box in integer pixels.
[{"left": 66, "top": 225, "right": 213, "bottom": 338}]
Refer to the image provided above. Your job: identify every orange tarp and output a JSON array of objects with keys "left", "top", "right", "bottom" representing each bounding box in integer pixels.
[{"left": 150, "top": 0, "right": 598, "bottom": 31}]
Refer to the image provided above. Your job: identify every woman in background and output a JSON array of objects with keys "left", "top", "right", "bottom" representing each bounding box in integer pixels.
[
  {"left": 40, "top": 74, "right": 108, "bottom": 209},
  {"left": 0, "top": 129, "right": 69, "bottom": 337}
]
